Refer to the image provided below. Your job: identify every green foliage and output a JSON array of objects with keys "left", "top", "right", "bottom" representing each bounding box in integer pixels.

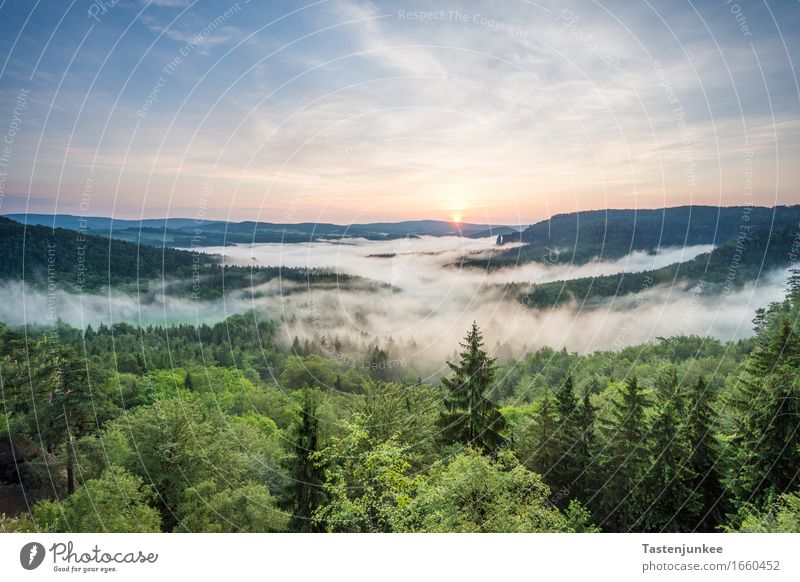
[
  {"left": 3, "top": 275, "right": 800, "bottom": 533},
  {"left": 313, "top": 418, "right": 420, "bottom": 532},
  {"left": 287, "top": 388, "right": 325, "bottom": 532},
  {"left": 478, "top": 205, "right": 800, "bottom": 270},
  {"left": 280, "top": 355, "right": 338, "bottom": 391},
  {"left": 521, "top": 226, "right": 799, "bottom": 308},
  {"left": 403, "top": 449, "right": 574, "bottom": 532},
  {"left": 0, "top": 216, "right": 342, "bottom": 294},
  {"left": 734, "top": 492, "right": 800, "bottom": 533},
  {"left": 440, "top": 322, "right": 506, "bottom": 452},
  {"left": 596, "top": 376, "right": 650, "bottom": 531},
  {"left": 177, "top": 480, "right": 288, "bottom": 532},
  {"left": 33, "top": 467, "right": 160, "bottom": 532},
  {"left": 635, "top": 374, "right": 700, "bottom": 532},
  {"left": 727, "top": 276, "right": 800, "bottom": 510},
  {"left": 683, "top": 377, "right": 726, "bottom": 531},
  {"left": 357, "top": 379, "right": 440, "bottom": 458}
]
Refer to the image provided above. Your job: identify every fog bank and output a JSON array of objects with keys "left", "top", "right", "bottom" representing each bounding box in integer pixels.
[{"left": 0, "top": 236, "right": 788, "bottom": 371}]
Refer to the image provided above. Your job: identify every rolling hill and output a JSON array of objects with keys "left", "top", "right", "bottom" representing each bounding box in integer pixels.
[
  {"left": 0, "top": 217, "right": 343, "bottom": 298},
  {"left": 4, "top": 214, "right": 517, "bottom": 247},
  {"left": 483, "top": 205, "right": 800, "bottom": 268}
]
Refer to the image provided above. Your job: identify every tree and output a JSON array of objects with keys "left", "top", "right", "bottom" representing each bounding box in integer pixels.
[
  {"left": 33, "top": 467, "right": 160, "bottom": 532},
  {"left": 734, "top": 491, "right": 800, "bottom": 532},
  {"left": 545, "top": 376, "right": 583, "bottom": 503},
  {"left": 730, "top": 319, "right": 800, "bottom": 508},
  {"left": 401, "top": 449, "right": 589, "bottom": 532},
  {"left": 177, "top": 480, "right": 287, "bottom": 532},
  {"left": 103, "top": 396, "right": 269, "bottom": 530},
  {"left": 313, "top": 417, "right": 419, "bottom": 532},
  {"left": 35, "top": 339, "right": 110, "bottom": 496},
  {"left": 636, "top": 382, "right": 699, "bottom": 532},
  {"left": 521, "top": 388, "right": 558, "bottom": 475},
  {"left": 440, "top": 322, "right": 506, "bottom": 452},
  {"left": 288, "top": 388, "right": 325, "bottom": 532},
  {"left": 597, "top": 376, "right": 650, "bottom": 531},
  {"left": 358, "top": 379, "right": 439, "bottom": 457},
  {"left": 279, "top": 355, "right": 336, "bottom": 390},
  {"left": 573, "top": 388, "right": 597, "bottom": 502},
  {"left": 683, "top": 377, "right": 725, "bottom": 531}
]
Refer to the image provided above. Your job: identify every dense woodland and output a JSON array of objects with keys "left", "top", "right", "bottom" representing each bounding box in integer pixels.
[
  {"left": 478, "top": 204, "right": 800, "bottom": 269},
  {"left": 521, "top": 225, "right": 799, "bottom": 308},
  {"left": 1, "top": 273, "right": 799, "bottom": 533},
  {"left": 0, "top": 216, "right": 346, "bottom": 298}
]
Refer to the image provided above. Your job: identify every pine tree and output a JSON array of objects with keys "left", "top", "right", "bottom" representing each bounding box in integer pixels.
[
  {"left": 291, "top": 336, "right": 302, "bottom": 356},
  {"left": 733, "top": 320, "right": 800, "bottom": 507},
  {"left": 637, "top": 381, "right": 699, "bottom": 532},
  {"left": 288, "top": 388, "right": 325, "bottom": 532},
  {"left": 684, "top": 377, "right": 725, "bottom": 531},
  {"left": 573, "top": 388, "right": 597, "bottom": 503},
  {"left": 545, "top": 376, "right": 583, "bottom": 503},
  {"left": 597, "top": 376, "right": 650, "bottom": 531},
  {"left": 36, "top": 338, "right": 107, "bottom": 495},
  {"left": 440, "top": 322, "right": 506, "bottom": 452},
  {"left": 524, "top": 387, "right": 558, "bottom": 475}
]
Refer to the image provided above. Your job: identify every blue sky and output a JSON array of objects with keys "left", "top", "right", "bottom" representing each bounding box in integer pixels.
[{"left": 0, "top": 0, "right": 798, "bottom": 224}]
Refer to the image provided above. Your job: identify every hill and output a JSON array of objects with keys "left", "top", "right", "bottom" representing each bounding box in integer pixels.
[
  {"left": 0, "top": 217, "right": 343, "bottom": 297},
  {"left": 5, "top": 214, "right": 516, "bottom": 247},
  {"left": 483, "top": 205, "right": 800, "bottom": 268},
  {"left": 519, "top": 224, "right": 798, "bottom": 308}
]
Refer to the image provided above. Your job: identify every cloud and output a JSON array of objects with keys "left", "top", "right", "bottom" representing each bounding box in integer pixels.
[{"left": 4, "top": 0, "right": 798, "bottom": 221}]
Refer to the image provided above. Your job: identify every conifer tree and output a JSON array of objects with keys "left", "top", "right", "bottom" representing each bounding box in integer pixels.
[
  {"left": 684, "top": 377, "right": 725, "bottom": 531},
  {"left": 638, "top": 383, "right": 699, "bottom": 532},
  {"left": 732, "top": 320, "right": 800, "bottom": 507},
  {"left": 524, "top": 387, "right": 558, "bottom": 476},
  {"left": 440, "top": 322, "right": 505, "bottom": 452},
  {"left": 598, "top": 376, "right": 650, "bottom": 531},
  {"left": 36, "top": 339, "right": 107, "bottom": 495},
  {"left": 288, "top": 388, "right": 325, "bottom": 532},
  {"left": 545, "top": 376, "right": 583, "bottom": 503}
]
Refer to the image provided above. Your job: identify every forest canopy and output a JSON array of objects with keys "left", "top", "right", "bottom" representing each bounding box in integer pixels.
[{"left": 1, "top": 272, "right": 799, "bottom": 533}]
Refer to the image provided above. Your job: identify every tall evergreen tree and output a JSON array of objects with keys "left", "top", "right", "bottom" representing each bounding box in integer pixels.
[
  {"left": 573, "top": 388, "right": 598, "bottom": 503},
  {"left": 545, "top": 376, "right": 583, "bottom": 504},
  {"left": 288, "top": 388, "right": 325, "bottom": 532},
  {"left": 597, "top": 376, "right": 650, "bottom": 531},
  {"left": 684, "top": 377, "right": 725, "bottom": 531},
  {"left": 440, "top": 322, "right": 505, "bottom": 452},
  {"left": 523, "top": 387, "right": 558, "bottom": 476},
  {"left": 637, "top": 380, "right": 699, "bottom": 532},
  {"left": 732, "top": 320, "right": 800, "bottom": 507}
]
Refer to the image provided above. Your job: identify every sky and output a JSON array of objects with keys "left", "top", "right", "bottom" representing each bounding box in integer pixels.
[{"left": 0, "top": 0, "right": 798, "bottom": 225}]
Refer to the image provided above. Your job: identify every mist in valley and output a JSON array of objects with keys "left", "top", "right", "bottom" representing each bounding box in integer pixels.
[{"left": 0, "top": 235, "right": 790, "bottom": 378}]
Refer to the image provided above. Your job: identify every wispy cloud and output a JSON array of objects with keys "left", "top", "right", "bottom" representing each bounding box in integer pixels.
[{"left": 1, "top": 0, "right": 797, "bottom": 222}]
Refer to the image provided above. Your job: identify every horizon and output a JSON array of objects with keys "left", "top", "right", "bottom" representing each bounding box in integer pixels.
[{"left": 2, "top": 202, "right": 796, "bottom": 228}]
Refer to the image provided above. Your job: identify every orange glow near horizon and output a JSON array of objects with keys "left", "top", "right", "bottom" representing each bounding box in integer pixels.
[{"left": 452, "top": 214, "right": 463, "bottom": 223}]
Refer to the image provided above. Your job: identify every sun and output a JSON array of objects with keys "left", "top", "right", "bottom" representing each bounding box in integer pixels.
[{"left": 451, "top": 213, "right": 463, "bottom": 223}]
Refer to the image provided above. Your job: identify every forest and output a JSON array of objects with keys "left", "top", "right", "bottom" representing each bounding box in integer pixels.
[
  {"left": 0, "top": 216, "right": 346, "bottom": 298},
  {"left": 484, "top": 205, "right": 800, "bottom": 267},
  {"left": 520, "top": 225, "right": 799, "bottom": 308},
  {"left": 1, "top": 272, "right": 798, "bottom": 533}
]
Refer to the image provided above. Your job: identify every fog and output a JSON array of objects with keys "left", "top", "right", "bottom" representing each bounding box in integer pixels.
[{"left": 0, "top": 236, "right": 789, "bottom": 372}]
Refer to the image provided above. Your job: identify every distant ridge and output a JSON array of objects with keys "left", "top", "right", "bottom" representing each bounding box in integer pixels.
[
  {"left": 2, "top": 214, "right": 520, "bottom": 247},
  {"left": 477, "top": 205, "right": 800, "bottom": 268}
]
